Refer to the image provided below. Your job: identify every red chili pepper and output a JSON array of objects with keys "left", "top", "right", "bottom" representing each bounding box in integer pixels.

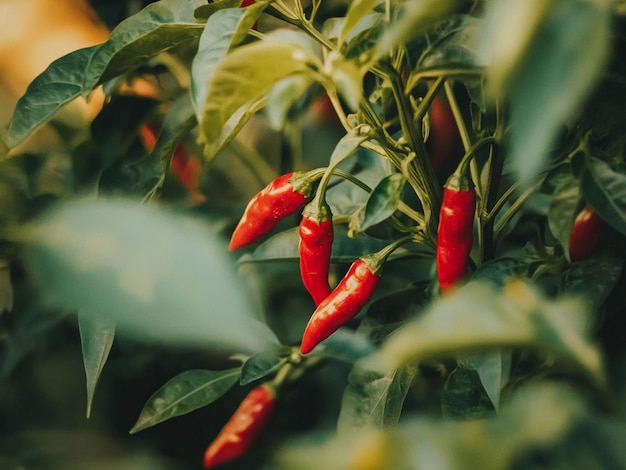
[
  {"left": 300, "top": 254, "right": 381, "bottom": 354},
  {"left": 203, "top": 384, "right": 276, "bottom": 468},
  {"left": 436, "top": 170, "right": 476, "bottom": 294},
  {"left": 299, "top": 202, "right": 334, "bottom": 305},
  {"left": 569, "top": 203, "right": 604, "bottom": 261},
  {"left": 426, "top": 93, "right": 463, "bottom": 174},
  {"left": 229, "top": 172, "right": 318, "bottom": 251}
]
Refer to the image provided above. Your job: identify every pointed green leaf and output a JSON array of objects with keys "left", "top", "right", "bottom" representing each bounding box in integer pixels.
[
  {"left": 78, "top": 311, "right": 115, "bottom": 419},
  {"left": 6, "top": 46, "right": 96, "bottom": 148},
  {"left": 359, "top": 173, "right": 405, "bottom": 232},
  {"left": 130, "top": 368, "right": 241, "bottom": 433},
  {"left": 82, "top": 0, "right": 205, "bottom": 94},
  {"left": 329, "top": 127, "right": 370, "bottom": 167},
  {"left": 582, "top": 156, "right": 626, "bottom": 236},
  {"left": 199, "top": 40, "right": 317, "bottom": 161},
  {"left": 240, "top": 350, "right": 288, "bottom": 385},
  {"left": 339, "top": 0, "right": 381, "bottom": 46},
  {"left": 23, "top": 198, "right": 275, "bottom": 352},
  {"left": 337, "top": 363, "right": 417, "bottom": 432}
]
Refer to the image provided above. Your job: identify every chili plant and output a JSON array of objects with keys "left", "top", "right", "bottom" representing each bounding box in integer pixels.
[{"left": 2, "top": 0, "right": 626, "bottom": 468}]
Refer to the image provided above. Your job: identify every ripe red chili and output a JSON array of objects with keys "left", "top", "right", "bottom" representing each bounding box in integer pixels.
[
  {"left": 299, "top": 202, "right": 334, "bottom": 305},
  {"left": 426, "top": 93, "right": 464, "bottom": 180},
  {"left": 436, "top": 171, "right": 476, "bottom": 294},
  {"left": 569, "top": 203, "right": 604, "bottom": 261},
  {"left": 300, "top": 255, "right": 381, "bottom": 354},
  {"left": 229, "top": 172, "right": 317, "bottom": 251},
  {"left": 203, "top": 384, "right": 276, "bottom": 468}
]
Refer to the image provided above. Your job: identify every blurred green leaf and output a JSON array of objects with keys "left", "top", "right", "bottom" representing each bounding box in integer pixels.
[
  {"left": 316, "top": 329, "right": 376, "bottom": 363},
  {"left": 339, "top": 0, "right": 381, "bottom": 46},
  {"left": 82, "top": 0, "right": 205, "bottom": 93},
  {"left": 498, "top": 0, "right": 611, "bottom": 181},
  {"left": 6, "top": 46, "right": 96, "bottom": 148},
  {"left": 379, "top": 280, "right": 604, "bottom": 385},
  {"left": 337, "top": 363, "right": 417, "bottom": 432},
  {"left": 376, "top": 0, "right": 463, "bottom": 58},
  {"left": 548, "top": 167, "right": 581, "bottom": 260},
  {"left": 78, "top": 311, "right": 115, "bottom": 419},
  {"left": 418, "top": 15, "right": 482, "bottom": 68},
  {"left": 240, "top": 349, "right": 289, "bottom": 385},
  {"left": 582, "top": 156, "right": 626, "bottom": 236},
  {"left": 130, "top": 368, "right": 241, "bottom": 433},
  {"left": 358, "top": 173, "right": 405, "bottom": 232},
  {"left": 442, "top": 363, "right": 495, "bottom": 419},
  {"left": 24, "top": 198, "right": 275, "bottom": 352},
  {"left": 199, "top": 40, "right": 317, "bottom": 162},
  {"left": 470, "top": 257, "right": 528, "bottom": 287}
]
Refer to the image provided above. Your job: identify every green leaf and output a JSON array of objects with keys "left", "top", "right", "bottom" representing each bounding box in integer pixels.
[
  {"left": 470, "top": 257, "right": 528, "bottom": 287},
  {"left": 560, "top": 251, "right": 623, "bottom": 310},
  {"left": 359, "top": 173, "right": 406, "bottom": 232},
  {"left": 130, "top": 368, "right": 241, "bottom": 433},
  {"left": 548, "top": 168, "right": 581, "bottom": 260},
  {"left": 6, "top": 46, "right": 96, "bottom": 148},
  {"left": 461, "top": 350, "right": 511, "bottom": 412},
  {"left": 82, "top": 0, "right": 205, "bottom": 94},
  {"left": 78, "top": 311, "right": 115, "bottom": 419},
  {"left": 316, "top": 329, "right": 376, "bottom": 363},
  {"left": 199, "top": 40, "right": 317, "bottom": 162},
  {"left": 379, "top": 280, "right": 605, "bottom": 385},
  {"left": 240, "top": 350, "right": 288, "bottom": 385},
  {"left": 337, "top": 363, "right": 417, "bottom": 432},
  {"left": 582, "top": 156, "right": 626, "bottom": 236},
  {"left": 376, "top": 0, "right": 463, "bottom": 58},
  {"left": 339, "top": 0, "right": 381, "bottom": 46},
  {"left": 266, "top": 75, "right": 313, "bottom": 129},
  {"left": 442, "top": 363, "right": 495, "bottom": 419},
  {"left": 191, "top": 8, "right": 245, "bottom": 117},
  {"left": 194, "top": 0, "right": 241, "bottom": 21},
  {"left": 501, "top": 0, "right": 611, "bottom": 181},
  {"left": 23, "top": 198, "right": 275, "bottom": 352},
  {"left": 329, "top": 127, "right": 370, "bottom": 167}
]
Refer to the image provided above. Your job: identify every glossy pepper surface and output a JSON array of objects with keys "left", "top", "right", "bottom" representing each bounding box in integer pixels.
[
  {"left": 301, "top": 255, "right": 381, "bottom": 354},
  {"left": 569, "top": 203, "right": 604, "bottom": 261},
  {"left": 229, "top": 172, "right": 315, "bottom": 251},
  {"left": 299, "top": 202, "right": 334, "bottom": 305},
  {"left": 203, "top": 384, "right": 276, "bottom": 468},
  {"left": 436, "top": 172, "right": 476, "bottom": 294}
]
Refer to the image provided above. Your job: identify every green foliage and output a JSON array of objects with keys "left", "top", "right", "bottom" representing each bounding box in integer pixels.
[{"left": 2, "top": 0, "right": 626, "bottom": 468}]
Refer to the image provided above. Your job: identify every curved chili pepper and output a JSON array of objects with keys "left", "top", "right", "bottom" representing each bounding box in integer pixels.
[
  {"left": 229, "top": 172, "right": 318, "bottom": 251},
  {"left": 299, "top": 202, "right": 334, "bottom": 305},
  {"left": 569, "top": 203, "right": 604, "bottom": 261},
  {"left": 300, "top": 254, "right": 381, "bottom": 354},
  {"left": 203, "top": 384, "right": 276, "bottom": 468},
  {"left": 436, "top": 171, "right": 476, "bottom": 294}
]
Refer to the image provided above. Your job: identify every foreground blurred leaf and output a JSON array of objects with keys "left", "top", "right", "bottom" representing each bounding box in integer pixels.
[
  {"left": 378, "top": 280, "right": 604, "bottom": 385},
  {"left": 337, "top": 363, "right": 417, "bottom": 432},
  {"left": 130, "top": 368, "right": 241, "bottom": 433},
  {"left": 275, "top": 382, "right": 597, "bottom": 470},
  {"left": 6, "top": 47, "right": 96, "bottom": 148},
  {"left": 82, "top": 0, "right": 205, "bottom": 93},
  {"left": 486, "top": 0, "right": 612, "bottom": 181},
  {"left": 23, "top": 198, "right": 275, "bottom": 352},
  {"left": 78, "top": 311, "right": 116, "bottom": 419}
]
